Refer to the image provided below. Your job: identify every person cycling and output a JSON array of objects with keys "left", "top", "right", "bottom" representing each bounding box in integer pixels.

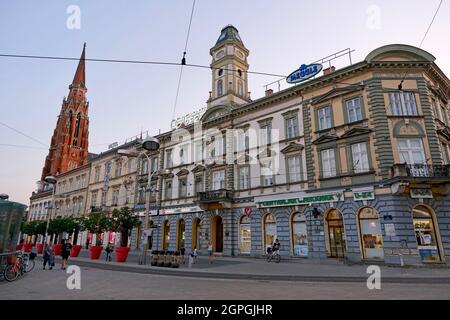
[{"left": 272, "top": 239, "right": 280, "bottom": 255}]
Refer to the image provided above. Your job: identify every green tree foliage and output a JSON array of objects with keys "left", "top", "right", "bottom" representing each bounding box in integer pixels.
[
  {"left": 110, "top": 207, "right": 141, "bottom": 247},
  {"left": 83, "top": 212, "right": 111, "bottom": 246}
]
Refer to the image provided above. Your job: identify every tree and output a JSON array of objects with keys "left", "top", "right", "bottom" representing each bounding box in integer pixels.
[
  {"left": 110, "top": 207, "right": 141, "bottom": 247},
  {"left": 21, "top": 220, "right": 37, "bottom": 243},
  {"left": 83, "top": 212, "right": 111, "bottom": 246},
  {"left": 48, "top": 218, "right": 67, "bottom": 244}
]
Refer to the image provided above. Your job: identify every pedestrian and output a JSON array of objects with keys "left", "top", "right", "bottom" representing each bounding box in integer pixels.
[
  {"left": 192, "top": 246, "right": 198, "bottom": 264},
  {"left": 61, "top": 239, "right": 72, "bottom": 270},
  {"left": 180, "top": 247, "right": 186, "bottom": 264},
  {"left": 105, "top": 243, "right": 113, "bottom": 262},
  {"left": 46, "top": 244, "right": 55, "bottom": 270},
  {"left": 43, "top": 244, "right": 50, "bottom": 270},
  {"left": 208, "top": 241, "right": 213, "bottom": 265}
]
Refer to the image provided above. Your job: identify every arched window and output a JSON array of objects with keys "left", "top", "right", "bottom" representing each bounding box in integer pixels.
[
  {"left": 358, "top": 207, "right": 383, "bottom": 260},
  {"left": 162, "top": 220, "right": 170, "bottom": 251},
  {"left": 192, "top": 218, "right": 203, "bottom": 250},
  {"left": 412, "top": 205, "right": 442, "bottom": 262},
  {"left": 291, "top": 213, "right": 308, "bottom": 257},
  {"left": 217, "top": 79, "right": 223, "bottom": 96},
  {"left": 263, "top": 213, "right": 276, "bottom": 252},
  {"left": 239, "top": 215, "right": 251, "bottom": 254},
  {"left": 176, "top": 219, "right": 185, "bottom": 251},
  {"left": 325, "top": 209, "right": 346, "bottom": 258},
  {"left": 73, "top": 113, "right": 81, "bottom": 146}
]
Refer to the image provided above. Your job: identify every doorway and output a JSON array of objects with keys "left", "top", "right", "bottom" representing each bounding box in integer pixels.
[
  {"left": 326, "top": 209, "right": 346, "bottom": 258},
  {"left": 211, "top": 216, "right": 223, "bottom": 253}
]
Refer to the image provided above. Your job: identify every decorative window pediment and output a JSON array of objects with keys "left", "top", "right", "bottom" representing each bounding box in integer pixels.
[
  {"left": 311, "top": 85, "right": 364, "bottom": 105},
  {"left": 340, "top": 127, "right": 372, "bottom": 139},
  {"left": 280, "top": 142, "right": 304, "bottom": 154},
  {"left": 437, "top": 127, "right": 450, "bottom": 141},
  {"left": 312, "top": 133, "right": 338, "bottom": 145},
  {"left": 392, "top": 120, "right": 425, "bottom": 138},
  {"left": 200, "top": 105, "right": 232, "bottom": 123},
  {"left": 192, "top": 164, "right": 206, "bottom": 173},
  {"left": 176, "top": 169, "right": 189, "bottom": 177},
  {"left": 235, "top": 153, "right": 252, "bottom": 164}
]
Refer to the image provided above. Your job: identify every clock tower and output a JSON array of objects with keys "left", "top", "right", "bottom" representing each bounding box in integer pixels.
[
  {"left": 41, "top": 43, "right": 90, "bottom": 180},
  {"left": 207, "top": 25, "right": 250, "bottom": 108}
]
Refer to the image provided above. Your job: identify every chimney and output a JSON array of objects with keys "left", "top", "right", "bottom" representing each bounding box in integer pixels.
[
  {"left": 265, "top": 89, "right": 274, "bottom": 97},
  {"left": 323, "top": 66, "right": 336, "bottom": 75}
]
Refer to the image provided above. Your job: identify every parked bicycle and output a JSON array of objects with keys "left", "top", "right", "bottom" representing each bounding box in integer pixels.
[
  {"left": 266, "top": 247, "right": 281, "bottom": 263},
  {"left": 3, "top": 251, "right": 35, "bottom": 282}
]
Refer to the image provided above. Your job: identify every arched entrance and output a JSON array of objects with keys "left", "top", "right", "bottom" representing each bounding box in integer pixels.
[
  {"left": 239, "top": 215, "right": 251, "bottom": 254},
  {"left": 357, "top": 207, "right": 383, "bottom": 260},
  {"left": 291, "top": 212, "right": 308, "bottom": 257},
  {"left": 176, "top": 219, "right": 185, "bottom": 251},
  {"left": 325, "top": 209, "right": 346, "bottom": 258},
  {"left": 263, "top": 213, "right": 277, "bottom": 252},
  {"left": 412, "top": 205, "right": 442, "bottom": 262},
  {"left": 192, "top": 218, "right": 202, "bottom": 250},
  {"left": 211, "top": 216, "right": 223, "bottom": 253},
  {"left": 146, "top": 220, "right": 154, "bottom": 250},
  {"left": 162, "top": 220, "right": 170, "bottom": 251}
]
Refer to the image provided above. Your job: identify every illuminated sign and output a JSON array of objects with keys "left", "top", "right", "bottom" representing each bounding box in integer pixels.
[
  {"left": 286, "top": 63, "right": 323, "bottom": 84},
  {"left": 257, "top": 192, "right": 344, "bottom": 208},
  {"left": 171, "top": 107, "right": 207, "bottom": 129}
]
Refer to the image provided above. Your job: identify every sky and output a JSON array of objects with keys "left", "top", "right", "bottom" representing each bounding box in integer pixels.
[{"left": 0, "top": 0, "right": 449, "bottom": 205}]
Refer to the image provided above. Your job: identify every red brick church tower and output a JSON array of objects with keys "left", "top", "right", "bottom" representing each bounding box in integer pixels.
[{"left": 41, "top": 44, "right": 90, "bottom": 180}]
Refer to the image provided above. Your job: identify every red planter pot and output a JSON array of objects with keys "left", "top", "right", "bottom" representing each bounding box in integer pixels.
[
  {"left": 70, "top": 245, "right": 83, "bottom": 257},
  {"left": 16, "top": 244, "right": 23, "bottom": 251},
  {"left": 89, "top": 246, "right": 103, "bottom": 260},
  {"left": 23, "top": 243, "right": 33, "bottom": 253},
  {"left": 115, "top": 247, "right": 130, "bottom": 263},
  {"left": 53, "top": 244, "right": 62, "bottom": 256},
  {"left": 36, "top": 243, "right": 44, "bottom": 254}
]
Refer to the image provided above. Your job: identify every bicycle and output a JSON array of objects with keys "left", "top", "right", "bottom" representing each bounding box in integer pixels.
[
  {"left": 266, "top": 248, "right": 281, "bottom": 263},
  {"left": 3, "top": 252, "right": 35, "bottom": 282}
]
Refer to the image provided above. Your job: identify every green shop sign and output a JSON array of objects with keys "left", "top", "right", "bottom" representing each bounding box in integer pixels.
[{"left": 257, "top": 193, "right": 343, "bottom": 208}]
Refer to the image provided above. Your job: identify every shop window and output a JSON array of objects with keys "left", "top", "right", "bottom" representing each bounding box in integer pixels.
[
  {"left": 192, "top": 218, "right": 204, "bottom": 251},
  {"left": 358, "top": 207, "right": 384, "bottom": 260},
  {"left": 325, "top": 209, "right": 346, "bottom": 258},
  {"left": 162, "top": 220, "right": 170, "bottom": 251},
  {"left": 412, "top": 205, "right": 442, "bottom": 262},
  {"left": 177, "top": 219, "right": 185, "bottom": 251},
  {"left": 291, "top": 213, "right": 308, "bottom": 257},
  {"left": 263, "top": 213, "right": 277, "bottom": 252},
  {"left": 239, "top": 215, "right": 251, "bottom": 254}
]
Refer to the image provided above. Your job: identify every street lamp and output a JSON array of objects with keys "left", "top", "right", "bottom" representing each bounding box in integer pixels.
[
  {"left": 44, "top": 175, "right": 57, "bottom": 245},
  {"left": 117, "top": 136, "right": 167, "bottom": 265}
]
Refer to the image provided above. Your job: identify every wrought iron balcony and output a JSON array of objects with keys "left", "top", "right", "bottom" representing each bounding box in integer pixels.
[
  {"left": 197, "top": 189, "right": 234, "bottom": 203},
  {"left": 391, "top": 163, "right": 450, "bottom": 179}
]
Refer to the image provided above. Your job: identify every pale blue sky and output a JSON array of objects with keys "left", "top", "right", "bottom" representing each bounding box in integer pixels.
[{"left": 1, "top": 0, "right": 449, "bottom": 205}]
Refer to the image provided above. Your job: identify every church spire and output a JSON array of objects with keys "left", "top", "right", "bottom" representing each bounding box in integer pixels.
[{"left": 71, "top": 43, "right": 86, "bottom": 88}]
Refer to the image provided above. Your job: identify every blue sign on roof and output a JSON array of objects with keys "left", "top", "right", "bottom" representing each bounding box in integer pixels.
[{"left": 287, "top": 63, "right": 323, "bottom": 84}]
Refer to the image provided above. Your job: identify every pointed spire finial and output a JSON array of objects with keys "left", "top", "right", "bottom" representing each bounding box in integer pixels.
[{"left": 72, "top": 43, "right": 86, "bottom": 87}]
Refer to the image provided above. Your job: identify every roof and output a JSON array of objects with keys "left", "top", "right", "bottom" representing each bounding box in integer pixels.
[
  {"left": 215, "top": 25, "right": 243, "bottom": 46},
  {"left": 72, "top": 43, "right": 86, "bottom": 87}
]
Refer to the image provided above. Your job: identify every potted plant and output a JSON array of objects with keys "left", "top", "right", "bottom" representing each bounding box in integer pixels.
[
  {"left": 35, "top": 221, "right": 47, "bottom": 254},
  {"left": 110, "top": 207, "right": 140, "bottom": 262},
  {"left": 83, "top": 212, "right": 111, "bottom": 260}
]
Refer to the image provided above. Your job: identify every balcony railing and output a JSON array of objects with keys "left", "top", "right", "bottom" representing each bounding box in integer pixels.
[
  {"left": 391, "top": 163, "right": 450, "bottom": 178},
  {"left": 197, "top": 189, "right": 234, "bottom": 203}
]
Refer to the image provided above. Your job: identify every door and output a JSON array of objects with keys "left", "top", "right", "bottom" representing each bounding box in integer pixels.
[
  {"left": 326, "top": 209, "right": 346, "bottom": 258},
  {"left": 216, "top": 217, "right": 223, "bottom": 253}
]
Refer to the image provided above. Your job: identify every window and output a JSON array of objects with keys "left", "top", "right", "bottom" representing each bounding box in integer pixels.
[
  {"left": 440, "top": 104, "right": 448, "bottom": 124},
  {"left": 321, "top": 149, "right": 337, "bottom": 178},
  {"left": 114, "top": 161, "right": 122, "bottom": 177},
  {"left": 91, "top": 192, "right": 98, "bottom": 207},
  {"left": 239, "top": 215, "right": 251, "bottom": 254},
  {"left": 127, "top": 158, "right": 134, "bottom": 173},
  {"left": 212, "top": 136, "right": 224, "bottom": 157},
  {"left": 112, "top": 189, "right": 119, "bottom": 206},
  {"left": 237, "top": 130, "right": 249, "bottom": 152},
  {"left": 413, "top": 205, "right": 442, "bottom": 262},
  {"left": 389, "top": 92, "right": 418, "bottom": 116},
  {"left": 442, "top": 143, "right": 450, "bottom": 164},
  {"left": 75, "top": 177, "right": 80, "bottom": 190},
  {"left": 195, "top": 140, "right": 204, "bottom": 162},
  {"left": 179, "top": 145, "right": 188, "bottom": 165},
  {"left": 125, "top": 188, "right": 131, "bottom": 204},
  {"left": 346, "top": 97, "right": 363, "bottom": 123},
  {"left": 263, "top": 214, "right": 277, "bottom": 251},
  {"left": 292, "top": 213, "right": 308, "bottom": 257},
  {"left": 217, "top": 79, "right": 223, "bottom": 96},
  {"left": 149, "top": 183, "right": 157, "bottom": 202},
  {"left": 238, "top": 166, "right": 250, "bottom": 189},
  {"left": 68, "top": 178, "right": 73, "bottom": 191},
  {"left": 261, "top": 161, "right": 274, "bottom": 186},
  {"left": 165, "top": 180, "right": 172, "bottom": 200},
  {"left": 351, "top": 143, "right": 370, "bottom": 173},
  {"left": 287, "top": 155, "right": 302, "bottom": 182},
  {"left": 212, "top": 170, "right": 225, "bottom": 190},
  {"left": 286, "top": 116, "right": 299, "bottom": 139},
  {"left": 101, "top": 190, "right": 107, "bottom": 206},
  {"left": 317, "top": 106, "right": 332, "bottom": 130},
  {"left": 179, "top": 178, "right": 187, "bottom": 198},
  {"left": 166, "top": 150, "right": 173, "bottom": 168},
  {"left": 237, "top": 80, "right": 243, "bottom": 96},
  {"left": 138, "top": 187, "right": 145, "bottom": 204},
  {"left": 195, "top": 174, "right": 204, "bottom": 193},
  {"left": 81, "top": 174, "right": 86, "bottom": 188},
  {"left": 218, "top": 69, "right": 223, "bottom": 77},
  {"left": 260, "top": 125, "right": 271, "bottom": 146},
  {"left": 358, "top": 207, "right": 384, "bottom": 260},
  {"left": 141, "top": 159, "right": 148, "bottom": 175},
  {"left": 150, "top": 157, "right": 158, "bottom": 173},
  {"left": 398, "top": 139, "right": 425, "bottom": 164},
  {"left": 94, "top": 167, "right": 100, "bottom": 182}
]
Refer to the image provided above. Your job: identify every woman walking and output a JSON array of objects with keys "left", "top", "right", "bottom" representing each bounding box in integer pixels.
[
  {"left": 208, "top": 241, "right": 213, "bottom": 265},
  {"left": 61, "top": 240, "right": 72, "bottom": 270},
  {"left": 44, "top": 244, "right": 55, "bottom": 270}
]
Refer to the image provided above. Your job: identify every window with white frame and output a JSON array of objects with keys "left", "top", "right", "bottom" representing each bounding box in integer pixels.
[
  {"left": 165, "top": 149, "right": 173, "bottom": 168},
  {"left": 165, "top": 180, "right": 173, "bottom": 199},
  {"left": 150, "top": 157, "right": 158, "bottom": 173},
  {"left": 346, "top": 97, "right": 363, "bottom": 123},
  {"left": 94, "top": 166, "right": 100, "bottom": 182},
  {"left": 260, "top": 124, "right": 272, "bottom": 146},
  {"left": 141, "top": 159, "right": 149, "bottom": 175},
  {"left": 397, "top": 138, "right": 425, "bottom": 164},
  {"left": 112, "top": 189, "right": 119, "bottom": 206},
  {"left": 179, "top": 144, "right": 188, "bottom": 165},
  {"left": 440, "top": 104, "right": 448, "bottom": 124},
  {"left": 286, "top": 116, "right": 299, "bottom": 139},
  {"left": 91, "top": 192, "right": 97, "bottom": 207},
  {"left": 114, "top": 161, "right": 122, "bottom": 177},
  {"left": 101, "top": 190, "right": 107, "bottom": 206},
  {"left": 261, "top": 161, "right": 274, "bottom": 186},
  {"left": 195, "top": 140, "right": 204, "bottom": 162},
  {"left": 138, "top": 187, "right": 145, "bottom": 204},
  {"left": 442, "top": 143, "right": 450, "bottom": 164},
  {"left": 321, "top": 149, "right": 337, "bottom": 178},
  {"left": 212, "top": 170, "right": 225, "bottom": 190},
  {"left": 75, "top": 177, "right": 80, "bottom": 190},
  {"left": 179, "top": 177, "right": 187, "bottom": 198},
  {"left": 351, "top": 143, "right": 370, "bottom": 173},
  {"left": 195, "top": 174, "right": 204, "bottom": 193},
  {"left": 237, "top": 130, "right": 249, "bottom": 152},
  {"left": 212, "top": 135, "right": 224, "bottom": 157},
  {"left": 287, "top": 155, "right": 302, "bottom": 182},
  {"left": 389, "top": 92, "right": 418, "bottom": 116},
  {"left": 127, "top": 158, "right": 133, "bottom": 173},
  {"left": 317, "top": 106, "right": 332, "bottom": 130},
  {"left": 238, "top": 166, "right": 250, "bottom": 189}
]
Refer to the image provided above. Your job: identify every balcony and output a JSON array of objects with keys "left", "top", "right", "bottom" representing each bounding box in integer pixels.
[
  {"left": 390, "top": 163, "right": 450, "bottom": 182},
  {"left": 197, "top": 189, "right": 234, "bottom": 204}
]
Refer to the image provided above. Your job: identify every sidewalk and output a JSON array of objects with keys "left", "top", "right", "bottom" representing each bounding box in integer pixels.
[{"left": 45, "top": 249, "right": 450, "bottom": 283}]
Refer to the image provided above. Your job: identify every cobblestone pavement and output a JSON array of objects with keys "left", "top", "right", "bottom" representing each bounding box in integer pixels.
[{"left": 1, "top": 265, "right": 450, "bottom": 300}]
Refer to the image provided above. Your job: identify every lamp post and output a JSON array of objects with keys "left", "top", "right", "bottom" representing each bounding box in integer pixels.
[
  {"left": 117, "top": 136, "right": 165, "bottom": 265},
  {"left": 43, "top": 175, "right": 57, "bottom": 245}
]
